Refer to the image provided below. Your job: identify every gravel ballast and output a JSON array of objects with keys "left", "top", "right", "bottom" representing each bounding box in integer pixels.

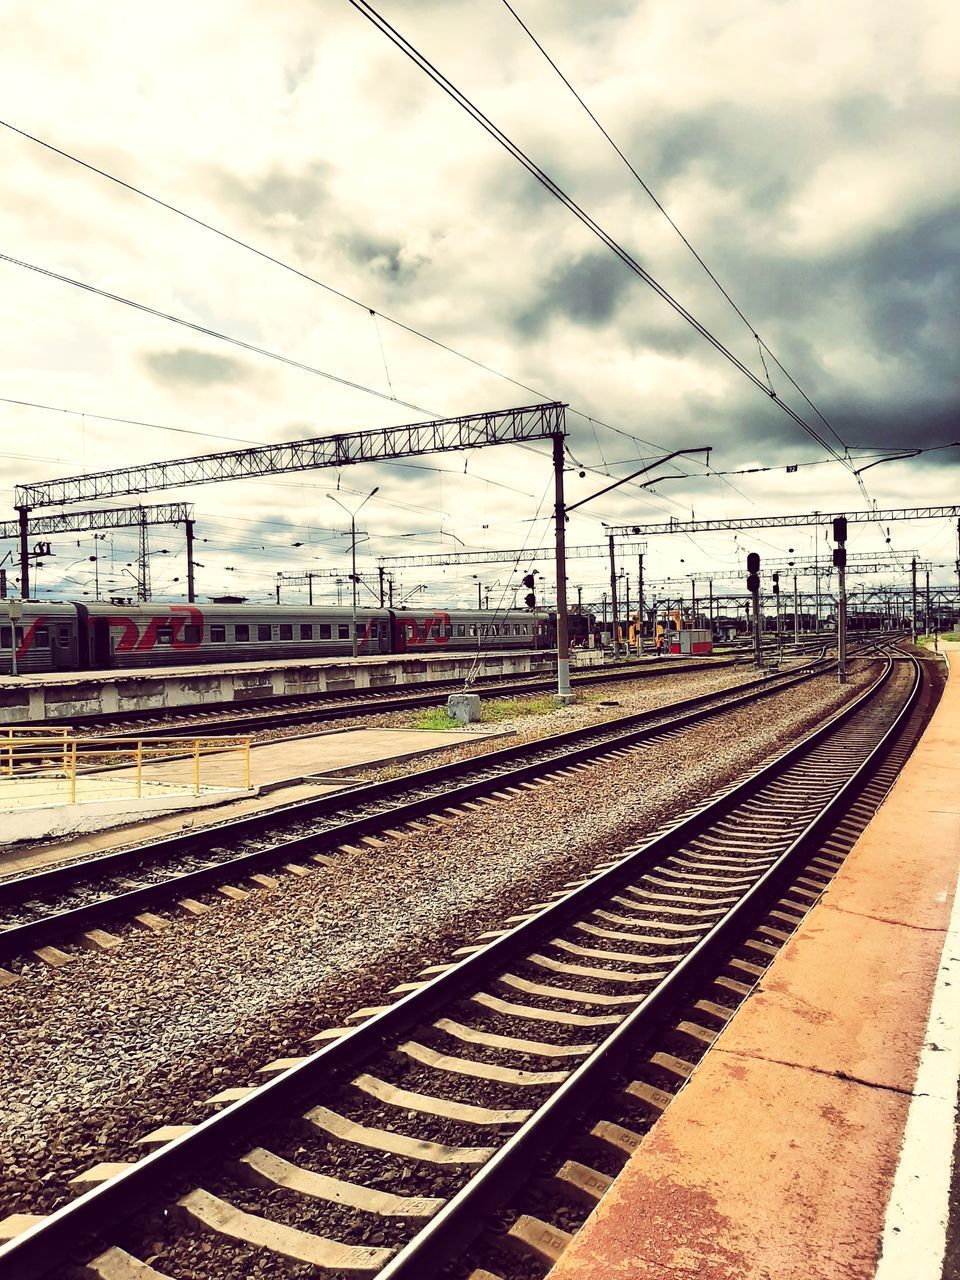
[{"left": 0, "top": 659, "right": 879, "bottom": 1217}]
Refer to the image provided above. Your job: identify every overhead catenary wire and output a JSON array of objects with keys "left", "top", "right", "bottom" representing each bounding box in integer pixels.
[
  {"left": 0, "top": 251, "right": 437, "bottom": 417},
  {"left": 0, "top": 117, "right": 740, "bottom": 484},
  {"left": 499, "top": 0, "right": 852, "bottom": 463},
  {"left": 345, "top": 0, "right": 859, "bottom": 480}
]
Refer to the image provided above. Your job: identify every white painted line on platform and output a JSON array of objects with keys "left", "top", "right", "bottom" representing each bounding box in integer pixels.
[{"left": 874, "top": 864, "right": 960, "bottom": 1278}]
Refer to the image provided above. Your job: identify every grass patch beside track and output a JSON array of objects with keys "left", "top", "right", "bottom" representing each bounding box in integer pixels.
[{"left": 413, "top": 694, "right": 563, "bottom": 730}]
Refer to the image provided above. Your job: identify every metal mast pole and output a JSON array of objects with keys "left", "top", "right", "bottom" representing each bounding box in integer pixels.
[
  {"left": 911, "top": 557, "right": 918, "bottom": 643},
  {"left": 378, "top": 565, "right": 385, "bottom": 607},
  {"left": 350, "top": 515, "right": 358, "bottom": 658},
  {"left": 137, "top": 508, "right": 151, "bottom": 602},
  {"left": 552, "top": 433, "right": 573, "bottom": 701},
  {"left": 185, "top": 518, "right": 196, "bottom": 603},
  {"left": 17, "top": 506, "right": 29, "bottom": 599},
  {"left": 814, "top": 533, "right": 820, "bottom": 632},
  {"left": 793, "top": 573, "right": 799, "bottom": 644},
  {"left": 925, "top": 567, "right": 931, "bottom": 638},
  {"left": 608, "top": 533, "right": 620, "bottom": 659},
  {"left": 691, "top": 578, "right": 697, "bottom": 628},
  {"left": 308, "top": 573, "right": 314, "bottom": 607},
  {"left": 638, "top": 554, "right": 645, "bottom": 653},
  {"left": 752, "top": 585, "right": 763, "bottom": 669},
  {"left": 838, "top": 559, "right": 848, "bottom": 683},
  {"left": 708, "top": 577, "right": 713, "bottom": 635}
]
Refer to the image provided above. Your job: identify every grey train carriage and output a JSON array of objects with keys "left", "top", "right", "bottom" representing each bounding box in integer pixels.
[{"left": 0, "top": 601, "right": 549, "bottom": 674}]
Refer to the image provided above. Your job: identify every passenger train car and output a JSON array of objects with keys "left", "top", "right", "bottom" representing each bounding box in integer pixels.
[{"left": 0, "top": 601, "right": 584, "bottom": 675}]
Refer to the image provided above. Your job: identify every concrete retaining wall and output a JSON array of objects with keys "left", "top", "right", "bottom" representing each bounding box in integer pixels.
[{"left": 0, "top": 649, "right": 561, "bottom": 723}]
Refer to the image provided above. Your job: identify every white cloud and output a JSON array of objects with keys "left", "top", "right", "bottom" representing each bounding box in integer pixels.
[{"left": 0, "top": 0, "right": 956, "bottom": 606}]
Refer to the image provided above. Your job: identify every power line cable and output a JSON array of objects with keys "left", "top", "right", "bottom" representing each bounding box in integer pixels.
[
  {"left": 499, "top": 0, "right": 852, "bottom": 462},
  {"left": 0, "top": 117, "right": 738, "bottom": 481},
  {"left": 0, "top": 394, "right": 265, "bottom": 447},
  {"left": 345, "top": 0, "right": 856, "bottom": 476},
  {"left": 0, "top": 251, "right": 436, "bottom": 416}
]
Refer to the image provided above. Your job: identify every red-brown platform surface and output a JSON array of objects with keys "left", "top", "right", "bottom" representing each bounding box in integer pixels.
[{"left": 549, "top": 649, "right": 959, "bottom": 1280}]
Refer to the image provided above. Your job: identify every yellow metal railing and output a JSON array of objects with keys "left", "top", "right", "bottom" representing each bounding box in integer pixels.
[{"left": 0, "top": 727, "right": 252, "bottom": 802}]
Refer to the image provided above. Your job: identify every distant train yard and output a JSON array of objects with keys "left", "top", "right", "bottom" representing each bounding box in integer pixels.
[{"left": 0, "top": 635, "right": 944, "bottom": 1280}]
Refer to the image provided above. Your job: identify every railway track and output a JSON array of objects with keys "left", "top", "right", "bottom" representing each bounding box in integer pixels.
[
  {"left": 34, "top": 631, "right": 869, "bottom": 741},
  {"left": 0, "top": 650, "right": 930, "bottom": 1280},
  {"left": 47, "top": 656, "right": 729, "bottom": 740},
  {"left": 0, "top": 650, "right": 863, "bottom": 964}
]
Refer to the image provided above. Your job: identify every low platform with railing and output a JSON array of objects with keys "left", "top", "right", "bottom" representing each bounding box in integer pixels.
[{"left": 1, "top": 726, "right": 253, "bottom": 843}]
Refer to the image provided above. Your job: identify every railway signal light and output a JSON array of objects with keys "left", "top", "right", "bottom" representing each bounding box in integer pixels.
[
  {"left": 833, "top": 516, "right": 848, "bottom": 544},
  {"left": 772, "top": 572, "right": 780, "bottom": 595},
  {"left": 745, "top": 551, "right": 760, "bottom": 594},
  {"left": 833, "top": 546, "right": 847, "bottom": 568},
  {"left": 522, "top": 572, "right": 536, "bottom": 610}
]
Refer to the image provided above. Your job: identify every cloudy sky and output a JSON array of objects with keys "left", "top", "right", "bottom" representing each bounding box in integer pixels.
[{"left": 1, "top": 0, "right": 957, "bottom": 612}]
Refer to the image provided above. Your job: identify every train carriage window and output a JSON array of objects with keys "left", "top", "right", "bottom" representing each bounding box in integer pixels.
[
  {"left": 338, "top": 623, "right": 350, "bottom": 639},
  {"left": 0, "top": 627, "right": 10, "bottom": 648},
  {"left": 279, "top": 624, "right": 293, "bottom": 641},
  {"left": 57, "top": 625, "right": 71, "bottom": 643},
  {"left": 470, "top": 624, "right": 478, "bottom": 636},
  {"left": 211, "top": 625, "right": 226, "bottom": 643},
  {"left": 317, "top": 624, "right": 331, "bottom": 639},
  {"left": 522, "top": 624, "right": 529, "bottom": 634},
  {"left": 235, "top": 624, "right": 250, "bottom": 642},
  {"left": 183, "top": 624, "right": 201, "bottom": 644},
  {"left": 300, "top": 624, "right": 313, "bottom": 640},
  {"left": 456, "top": 624, "right": 465, "bottom": 637},
  {"left": 444, "top": 623, "right": 453, "bottom": 638},
  {"left": 34, "top": 627, "right": 50, "bottom": 647},
  {"left": 480, "top": 624, "right": 488, "bottom": 637},
  {"left": 257, "top": 624, "right": 272, "bottom": 641},
  {"left": 156, "top": 626, "right": 173, "bottom": 645},
  {"left": 514, "top": 624, "right": 521, "bottom": 635}
]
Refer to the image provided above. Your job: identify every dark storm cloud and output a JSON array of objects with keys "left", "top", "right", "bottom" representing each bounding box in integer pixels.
[
  {"left": 513, "top": 251, "right": 635, "bottom": 336},
  {"left": 215, "top": 162, "right": 329, "bottom": 225},
  {"left": 340, "top": 231, "right": 426, "bottom": 282},
  {"left": 632, "top": 102, "right": 801, "bottom": 216},
  {"left": 142, "top": 347, "right": 249, "bottom": 387},
  {"left": 834, "top": 203, "right": 960, "bottom": 371}
]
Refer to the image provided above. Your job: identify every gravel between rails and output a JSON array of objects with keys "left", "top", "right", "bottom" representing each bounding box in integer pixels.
[
  {"left": 0, "top": 659, "right": 878, "bottom": 1219},
  {"left": 242, "top": 661, "right": 762, "bottom": 746},
  {"left": 0, "top": 663, "right": 761, "bottom": 880}
]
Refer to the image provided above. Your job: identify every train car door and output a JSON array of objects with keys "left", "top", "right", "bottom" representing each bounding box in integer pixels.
[
  {"left": 52, "top": 621, "right": 76, "bottom": 669},
  {"left": 92, "top": 618, "right": 114, "bottom": 667}
]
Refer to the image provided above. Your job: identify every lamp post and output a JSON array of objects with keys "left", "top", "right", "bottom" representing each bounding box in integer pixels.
[{"left": 327, "top": 486, "right": 379, "bottom": 658}]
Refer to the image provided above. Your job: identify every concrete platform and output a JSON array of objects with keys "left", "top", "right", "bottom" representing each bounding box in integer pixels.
[
  {"left": 113, "top": 725, "right": 507, "bottom": 790},
  {"left": 0, "top": 649, "right": 558, "bottom": 723},
  {"left": 548, "top": 643, "right": 959, "bottom": 1280},
  {"left": 0, "top": 724, "right": 506, "bottom": 859}
]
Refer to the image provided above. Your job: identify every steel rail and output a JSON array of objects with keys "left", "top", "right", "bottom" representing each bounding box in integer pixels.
[
  {"left": 0, "top": 653, "right": 919, "bottom": 1279},
  {"left": 46, "top": 655, "right": 731, "bottom": 739},
  {"left": 0, "top": 656, "right": 838, "bottom": 957},
  {"left": 378, "top": 653, "right": 923, "bottom": 1278}
]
